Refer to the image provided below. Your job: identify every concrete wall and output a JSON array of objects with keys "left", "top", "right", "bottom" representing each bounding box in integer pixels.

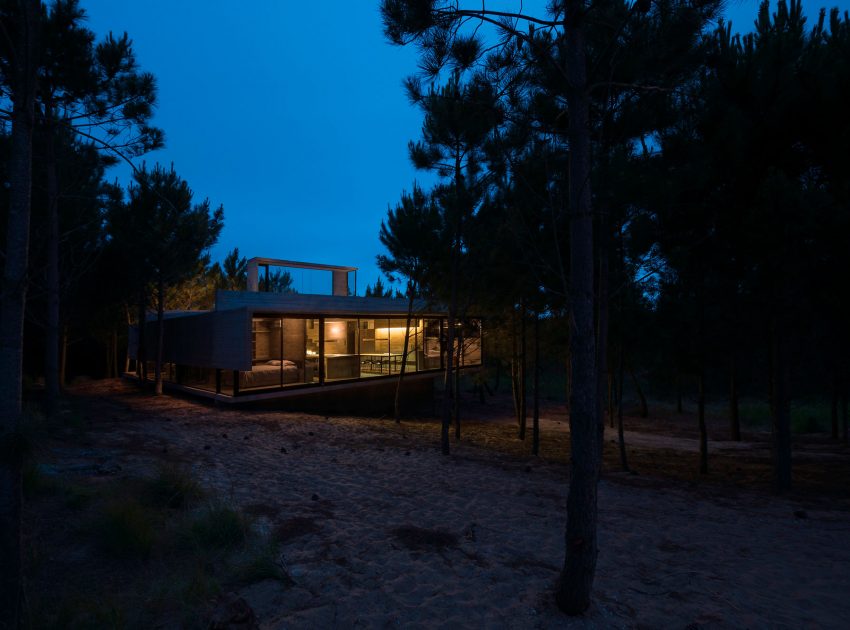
[{"left": 130, "top": 307, "right": 252, "bottom": 371}]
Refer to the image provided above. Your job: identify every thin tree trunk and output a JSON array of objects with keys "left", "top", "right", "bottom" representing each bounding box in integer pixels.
[
  {"left": 770, "top": 314, "right": 792, "bottom": 492},
  {"left": 831, "top": 374, "right": 839, "bottom": 441},
  {"left": 532, "top": 310, "right": 541, "bottom": 456},
  {"left": 154, "top": 277, "right": 165, "bottom": 395},
  {"left": 729, "top": 350, "right": 741, "bottom": 442},
  {"left": 698, "top": 372, "right": 708, "bottom": 475},
  {"left": 729, "top": 354, "right": 741, "bottom": 441},
  {"left": 596, "top": 197, "right": 609, "bottom": 460},
  {"left": 617, "top": 337, "right": 629, "bottom": 471},
  {"left": 124, "top": 303, "right": 132, "bottom": 373},
  {"left": 697, "top": 277, "right": 708, "bottom": 475},
  {"left": 453, "top": 322, "right": 463, "bottom": 440},
  {"left": 137, "top": 291, "right": 147, "bottom": 381},
  {"left": 608, "top": 371, "right": 614, "bottom": 429},
  {"left": 511, "top": 309, "right": 521, "bottom": 424},
  {"left": 628, "top": 365, "right": 648, "bottom": 418},
  {"left": 676, "top": 372, "right": 683, "bottom": 414},
  {"left": 112, "top": 329, "right": 119, "bottom": 378},
  {"left": 519, "top": 301, "right": 527, "bottom": 440},
  {"left": 394, "top": 280, "right": 416, "bottom": 423},
  {"left": 556, "top": 1, "right": 600, "bottom": 614},
  {"left": 60, "top": 325, "right": 68, "bottom": 387},
  {"left": 441, "top": 269, "right": 458, "bottom": 456},
  {"left": 0, "top": 3, "right": 39, "bottom": 625},
  {"left": 842, "top": 390, "right": 848, "bottom": 445},
  {"left": 45, "top": 109, "right": 62, "bottom": 418}
]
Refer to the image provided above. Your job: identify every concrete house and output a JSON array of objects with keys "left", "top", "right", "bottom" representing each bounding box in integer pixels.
[{"left": 128, "top": 257, "right": 482, "bottom": 403}]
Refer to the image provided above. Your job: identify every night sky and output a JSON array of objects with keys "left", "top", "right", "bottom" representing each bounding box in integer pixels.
[{"left": 81, "top": 0, "right": 849, "bottom": 294}]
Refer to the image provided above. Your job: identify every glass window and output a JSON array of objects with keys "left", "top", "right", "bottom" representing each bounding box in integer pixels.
[
  {"left": 422, "top": 319, "right": 442, "bottom": 370},
  {"left": 324, "top": 318, "right": 359, "bottom": 381},
  {"left": 282, "top": 318, "right": 318, "bottom": 386},
  {"left": 359, "top": 319, "right": 391, "bottom": 377},
  {"left": 461, "top": 319, "right": 482, "bottom": 366},
  {"left": 241, "top": 317, "right": 283, "bottom": 391}
]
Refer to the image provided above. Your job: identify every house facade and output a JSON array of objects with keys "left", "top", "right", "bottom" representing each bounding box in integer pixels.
[{"left": 127, "top": 258, "right": 482, "bottom": 402}]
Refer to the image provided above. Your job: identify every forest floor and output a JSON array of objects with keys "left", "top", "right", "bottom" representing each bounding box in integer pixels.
[{"left": 22, "top": 379, "right": 850, "bottom": 628}]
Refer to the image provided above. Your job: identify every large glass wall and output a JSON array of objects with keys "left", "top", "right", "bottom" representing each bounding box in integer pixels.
[
  {"left": 239, "top": 316, "right": 322, "bottom": 391},
  {"left": 197, "top": 313, "right": 482, "bottom": 396},
  {"left": 422, "top": 319, "right": 442, "bottom": 370},
  {"left": 305, "top": 318, "right": 320, "bottom": 383},
  {"left": 324, "top": 318, "right": 359, "bottom": 381},
  {"left": 460, "top": 319, "right": 483, "bottom": 366}
]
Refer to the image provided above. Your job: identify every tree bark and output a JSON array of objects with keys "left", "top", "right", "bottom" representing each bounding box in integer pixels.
[
  {"left": 617, "top": 337, "right": 629, "bottom": 472},
  {"left": 770, "top": 315, "right": 792, "bottom": 493},
  {"left": 831, "top": 374, "right": 839, "bottom": 441},
  {"left": 532, "top": 310, "right": 541, "bottom": 456},
  {"left": 453, "top": 321, "right": 463, "bottom": 440},
  {"left": 441, "top": 271, "right": 457, "bottom": 455},
  {"left": 698, "top": 372, "right": 708, "bottom": 475},
  {"left": 842, "top": 390, "right": 848, "bottom": 445},
  {"left": 511, "top": 308, "right": 521, "bottom": 424},
  {"left": 729, "top": 354, "right": 741, "bottom": 441},
  {"left": 697, "top": 277, "right": 708, "bottom": 475},
  {"left": 0, "top": 2, "right": 40, "bottom": 625},
  {"left": 676, "top": 373, "right": 683, "bottom": 414},
  {"left": 154, "top": 277, "right": 165, "bottom": 395},
  {"left": 45, "top": 109, "right": 62, "bottom": 418},
  {"left": 519, "top": 301, "right": 527, "bottom": 440},
  {"left": 608, "top": 371, "right": 614, "bottom": 428},
  {"left": 556, "top": 1, "right": 600, "bottom": 615},
  {"left": 137, "top": 291, "right": 147, "bottom": 381},
  {"left": 628, "top": 365, "right": 648, "bottom": 418},
  {"left": 394, "top": 280, "right": 416, "bottom": 423},
  {"left": 60, "top": 325, "right": 68, "bottom": 387}
]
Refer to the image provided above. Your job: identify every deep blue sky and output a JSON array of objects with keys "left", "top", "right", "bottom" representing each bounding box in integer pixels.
[{"left": 81, "top": 0, "right": 849, "bottom": 294}]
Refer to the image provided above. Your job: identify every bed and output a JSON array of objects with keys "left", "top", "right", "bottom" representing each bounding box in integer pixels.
[{"left": 240, "top": 360, "right": 301, "bottom": 389}]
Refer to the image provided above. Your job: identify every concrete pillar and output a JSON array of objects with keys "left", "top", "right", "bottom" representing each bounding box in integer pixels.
[
  {"left": 332, "top": 270, "right": 349, "bottom": 296},
  {"left": 247, "top": 259, "right": 259, "bottom": 291}
]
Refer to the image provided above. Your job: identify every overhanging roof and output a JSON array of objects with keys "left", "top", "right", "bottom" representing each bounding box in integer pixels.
[
  {"left": 215, "top": 290, "right": 447, "bottom": 317},
  {"left": 247, "top": 257, "right": 357, "bottom": 272}
]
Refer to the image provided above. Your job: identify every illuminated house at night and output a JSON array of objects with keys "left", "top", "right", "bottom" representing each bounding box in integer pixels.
[{"left": 127, "top": 258, "right": 482, "bottom": 403}]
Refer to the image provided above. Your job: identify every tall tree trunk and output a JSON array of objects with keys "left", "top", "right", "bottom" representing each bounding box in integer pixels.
[
  {"left": 596, "top": 196, "right": 609, "bottom": 460},
  {"left": 511, "top": 308, "right": 521, "bottom": 424},
  {"left": 394, "top": 280, "right": 416, "bottom": 423},
  {"left": 60, "top": 325, "right": 68, "bottom": 387},
  {"left": 617, "top": 337, "right": 629, "bottom": 471},
  {"left": 124, "top": 303, "right": 133, "bottom": 373},
  {"left": 842, "top": 389, "right": 848, "bottom": 445},
  {"left": 154, "top": 277, "right": 165, "bottom": 395},
  {"left": 519, "top": 301, "right": 527, "bottom": 440},
  {"left": 556, "top": 1, "right": 599, "bottom": 614},
  {"left": 112, "top": 329, "right": 119, "bottom": 378},
  {"left": 45, "top": 110, "right": 62, "bottom": 418},
  {"left": 532, "top": 310, "right": 541, "bottom": 456},
  {"left": 770, "top": 314, "right": 792, "bottom": 493},
  {"left": 698, "top": 372, "right": 708, "bottom": 475},
  {"left": 697, "top": 277, "right": 708, "bottom": 475},
  {"left": 628, "top": 365, "right": 648, "bottom": 418},
  {"left": 137, "top": 292, "right": 147, "bottom": 381},
  {"left": 453, "top": 321, "right": 463, "bottom": 440},
  {"left": 441, "top": 261, "right": 458, "bottom": 456},
  {"left": 608, "top": 371, "right": 615, "bottom": 429},
  {"left": 676, "top": 372, "right": 683, "bottom": 414},
  {"left": 729, "top": 354, "right": 741, "bottom": 441},
  {"left": 0, "top": 2, "right": 39, "bottom": 625},
  {"left": 831, "top": 374, "right": 839, "bottom": 441}
]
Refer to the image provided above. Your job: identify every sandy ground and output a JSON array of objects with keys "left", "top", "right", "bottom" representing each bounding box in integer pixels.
[{"left": 37, "top": 381, "right": 850, "bottom": 628}]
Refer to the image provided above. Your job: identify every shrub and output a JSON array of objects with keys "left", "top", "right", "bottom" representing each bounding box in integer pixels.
[
  {"left": 189, "top": 505, "right": 249, "bottom": 550},
  {"left": 98, "top": 498, "right": 156, "bottom": 558},
  {"left": 147, "top": 463, "right": 205, "bottom": 509}
]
